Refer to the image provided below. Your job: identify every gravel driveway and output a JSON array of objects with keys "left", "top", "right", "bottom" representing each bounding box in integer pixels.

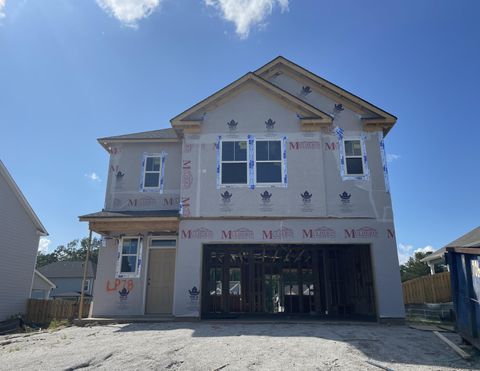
[{"left": 0, "top": 322, "right": 477, "bottom": 370}]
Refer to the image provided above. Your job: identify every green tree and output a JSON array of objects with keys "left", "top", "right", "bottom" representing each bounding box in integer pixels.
[
  {"left": 400, "top": 251, "right": 432, "bottom": 282},
  {"left": 36, "top": 236, "right": 102, "bottom": 267}
]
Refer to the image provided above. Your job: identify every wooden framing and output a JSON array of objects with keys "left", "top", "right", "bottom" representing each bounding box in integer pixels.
[
  {"left": 201, "top": 243, "right": 376, "bottom": 319},
  {"left": 80, "top": 217, "right": 179, "bottom": 235},
  {"left": 255, "top": 56, "right": 397, "bottom": 134}
]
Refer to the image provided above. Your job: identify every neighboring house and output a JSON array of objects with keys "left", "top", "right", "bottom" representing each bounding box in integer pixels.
[
  {"left": 80, "top": 56, "right": 404, "bottom": 321},
  {"left": 421, "top": 226, "right": 480, "bottom": 274},
  {"left": 38, "top": 261, "right": 96, "bottom": 300},
  {"left": 31, "top": 270, "right": 56, "bottom": 300},
  {"left": 0, "top": 160, "right": 48, "bottom": 321}
]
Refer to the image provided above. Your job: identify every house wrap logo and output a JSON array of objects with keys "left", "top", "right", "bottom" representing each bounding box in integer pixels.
[
  {"left": 344, "top": 227, "right": 378, "bottom": 239},
  {"left": 300, "top": 191, "right": 314, "bottom": 212},
  {"left": 221, "top": 228, "right": 254, "bottom": 240},
  {"left": 265, "top": 118, "right": 276, "bottom": 130},
  {"left": 260, "top": 190, "right": 272, "bottom": 203},
  {"left": 289, "top": 141, "right": 321, "bottom": 150},
  {"left": 221, "top": 191, "right": 232, "bottom": 203},
  {"left": 189, "top": 286, "right": 200, "bottom": 300},
  {"left": 118, "top": 287, "right": 129, "bottom": 301},
  {"left": 263, "top": 227, "right": 294, "bottom": 240},
  {"left": 182, "top": 160, "right": 193, "bottom": 190},
  {"left": 181, "top": 228, "right": 213, "bottom": 239},
  {"left": 339, "top": 191, "right": 351, "bottom": 205},
  {"left": 227, "top": 119, "right": 238, "bottom": 132},
  {"left": 259, "top": 191, "right": 273, "bottom": 212},
  {"left": 303, "top": 227, "right": 336, "bottom": 239},
  {"left": 301, "top": 191, "right": 312, "bottom": 204}
]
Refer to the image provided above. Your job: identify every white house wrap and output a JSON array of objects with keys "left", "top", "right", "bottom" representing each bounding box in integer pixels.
[{"left": 81, "top": 57, "right": 402, "bottom": 322}]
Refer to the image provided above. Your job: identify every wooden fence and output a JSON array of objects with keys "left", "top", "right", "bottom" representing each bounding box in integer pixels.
[
  {"left": 402, "top": 271, "right": 452, "bottom": 304},
  {"left": 26, "top": 299, "right": 91, "bottom": 324}
]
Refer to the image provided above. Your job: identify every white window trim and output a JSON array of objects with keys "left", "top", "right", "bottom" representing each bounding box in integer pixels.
[
  {"left": 254, "top": 138, "right": 285, "bottom": 187},
  {"left": 148, "top": 236, "right": 177, "bottom": 249},
  {"left": 142, "top": 154, "right": 163, "bottom": 190},
  {"left": 117, "top": 236, "right": 142, "bottom": 278},
  {"left": 220, "top": 139, "right": 249, "bottom": 187},
  {"left": 342, "top": 138, "right": 366, "bottom": 176}
]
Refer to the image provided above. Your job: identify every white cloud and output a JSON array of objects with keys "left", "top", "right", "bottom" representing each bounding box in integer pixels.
[
  {"left": 38, "top": 237, "right": 51, "bottom": 254},
  {"left": 96, "top": 0, "right": 161, "bottom": 28},
  {"left": 414, "top": 245, "right": 434, "bottom": 255},
  {"left": 397, "top": 243, "right": 413, "bottom": 265},
  {"left": 397, "top": 243, "right": 435, "bottom": 265},
  {"left": 0, "top": 0, "right": 6, "bottom": 19},
  {"left": 386, "top": 153, "right": 401, "bottom": 163},
  {"left": 204, "top": 0, "right": 289, "bottom": 39},
  {"left": 85, "top": 172, "right": 101, "bottom": 182}
]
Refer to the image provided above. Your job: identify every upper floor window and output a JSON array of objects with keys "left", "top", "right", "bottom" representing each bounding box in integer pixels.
[
  {"left": 120, "top": 237, "right": 140, "bottom": 275},
  {"left": 143, "top": 156, "right": 161, "bottom": 188},
  {"left": 343, "top": 139, "right": 364, "bottom": 175},
  {"left": 221, "top": 140, "right": 248, "bottom": 185},
  {"left": 256, "top": 140, "right": 282, "bottom": 184}
]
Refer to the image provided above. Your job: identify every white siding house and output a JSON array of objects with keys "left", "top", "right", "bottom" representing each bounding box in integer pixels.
[{"left": 0, "top": 160, "right": 48, "bottom": 321}]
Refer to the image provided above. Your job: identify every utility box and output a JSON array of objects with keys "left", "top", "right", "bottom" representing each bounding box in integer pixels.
[{"left": 446, "top": 247, "right": 480, "bottom": 350}]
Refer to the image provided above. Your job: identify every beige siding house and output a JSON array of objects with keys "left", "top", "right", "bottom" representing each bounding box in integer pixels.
[
  {"left": 0, "top": 160, "right": 48, "bottom": 321},
  {"left": 81, "top": 57, "right": 404, "bottom": 322}
]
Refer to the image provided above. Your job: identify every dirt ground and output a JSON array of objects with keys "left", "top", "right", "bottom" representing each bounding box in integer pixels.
[{"left": 0, "top": 322, "right": 478, "bottom": 370}]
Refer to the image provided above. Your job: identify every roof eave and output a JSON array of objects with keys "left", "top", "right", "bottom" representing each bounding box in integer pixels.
[
  {"left": 171, "top": 72, "right": 333, "bottom": 130},
  {"left": 0, "top": 160, "right": 48, "bottom": 235},
  {"left": 255, "top": 56, "right": 397, "bottom": 129}
]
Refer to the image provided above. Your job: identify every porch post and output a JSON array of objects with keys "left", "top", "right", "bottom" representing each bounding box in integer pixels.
[{"left": 79, "top": 229, "right": 93, "bottom": 319}]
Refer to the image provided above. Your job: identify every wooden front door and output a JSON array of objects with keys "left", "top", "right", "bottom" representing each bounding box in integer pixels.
[{"left": 146, "top": 249, "right": 176, "bottom": 314}]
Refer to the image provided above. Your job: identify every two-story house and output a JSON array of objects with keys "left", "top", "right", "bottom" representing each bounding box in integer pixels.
[
  {"left": 80, "top": 57, "right": 405, "bottom": 322},
  {"left": 0, "top": 160, "right": 48, "bottom": 320}
]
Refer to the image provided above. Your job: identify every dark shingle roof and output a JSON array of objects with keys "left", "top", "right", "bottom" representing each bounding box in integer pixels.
[
  {"left": 422, "top": 226, "right": 480, "bottom": 263},
  {"left": 79, "top": 210, "right": 179, "bottom": 220},
  {"left": 38, "top": 261, "right": 96, "bottom": 279},
  {"left": 98, "top": 128, "right": 178, "bottom": 142}
]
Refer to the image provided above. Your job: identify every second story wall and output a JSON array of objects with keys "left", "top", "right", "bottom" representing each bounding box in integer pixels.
[
  {"left": 104, "top": 141, "right": 182, "bottom": 212},
  {"left": 179, "top": 84, "right": 393, "bottom": 221}
]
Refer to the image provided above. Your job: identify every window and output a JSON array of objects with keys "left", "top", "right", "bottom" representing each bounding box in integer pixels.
[
  {"left": 150, "top": 239, "right": 176, "bottom": 248},
  {"left": 83, "top": 279, "right": 90, "bottom": 293},
  {"left": 221, "top": 141, "right": 247, "bottom": 185},
  {"left": 256, "top": 140, "right": 282, "bottom": 184},
  {"left": 143, "top": 156, "right": 161, "bottom": 188},
  {"left": 120, "top": 238, "right": 140, "bottom": 274},
  {"left": 344, "top": 139, "right": 364, "bottom": 175}
]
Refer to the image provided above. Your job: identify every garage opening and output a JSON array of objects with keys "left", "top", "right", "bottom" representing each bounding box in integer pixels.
[{"left": 201, "top": 244, "right": 376, "bottom": 320}]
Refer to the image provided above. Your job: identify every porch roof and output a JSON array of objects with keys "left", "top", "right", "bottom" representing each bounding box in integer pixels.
[
  {"left": 79, "top": 210, "right": 179, "bottom": 220},
  {"left": 79, "top": 210, "right": 179, "bottom": 235}
]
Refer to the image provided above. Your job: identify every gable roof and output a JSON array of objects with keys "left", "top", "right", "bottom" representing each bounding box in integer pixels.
[
  {"left": 255, "top": 56, "right": 397, "bottom": 133},
  {"left": 34, "top": 269, "right": 56, "bottom": 289},
  {"left": 171, "top": 72, "right": 333, "bottom": 129},
  {"left": 421, "top": 226, "right": 480, "bottom": 263},
  {"left": 0, "top": 160, "right": 48, "bottom": 235},
  {"left": 38, "top": 261, "right": 96, "bottom": 278}
]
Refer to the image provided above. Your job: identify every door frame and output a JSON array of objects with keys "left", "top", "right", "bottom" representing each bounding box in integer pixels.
[{"left": 142, "top": 236, "right": 178, "bottom": 315}]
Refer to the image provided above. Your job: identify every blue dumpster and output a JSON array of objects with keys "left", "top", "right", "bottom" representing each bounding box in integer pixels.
[{"left": 446, "top": 247, "right": 480, "bottom": 349}]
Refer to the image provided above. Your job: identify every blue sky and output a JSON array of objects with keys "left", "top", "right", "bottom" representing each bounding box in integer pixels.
[{"left": 1, "top": 0, "right": 479, "bottom": 262}]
